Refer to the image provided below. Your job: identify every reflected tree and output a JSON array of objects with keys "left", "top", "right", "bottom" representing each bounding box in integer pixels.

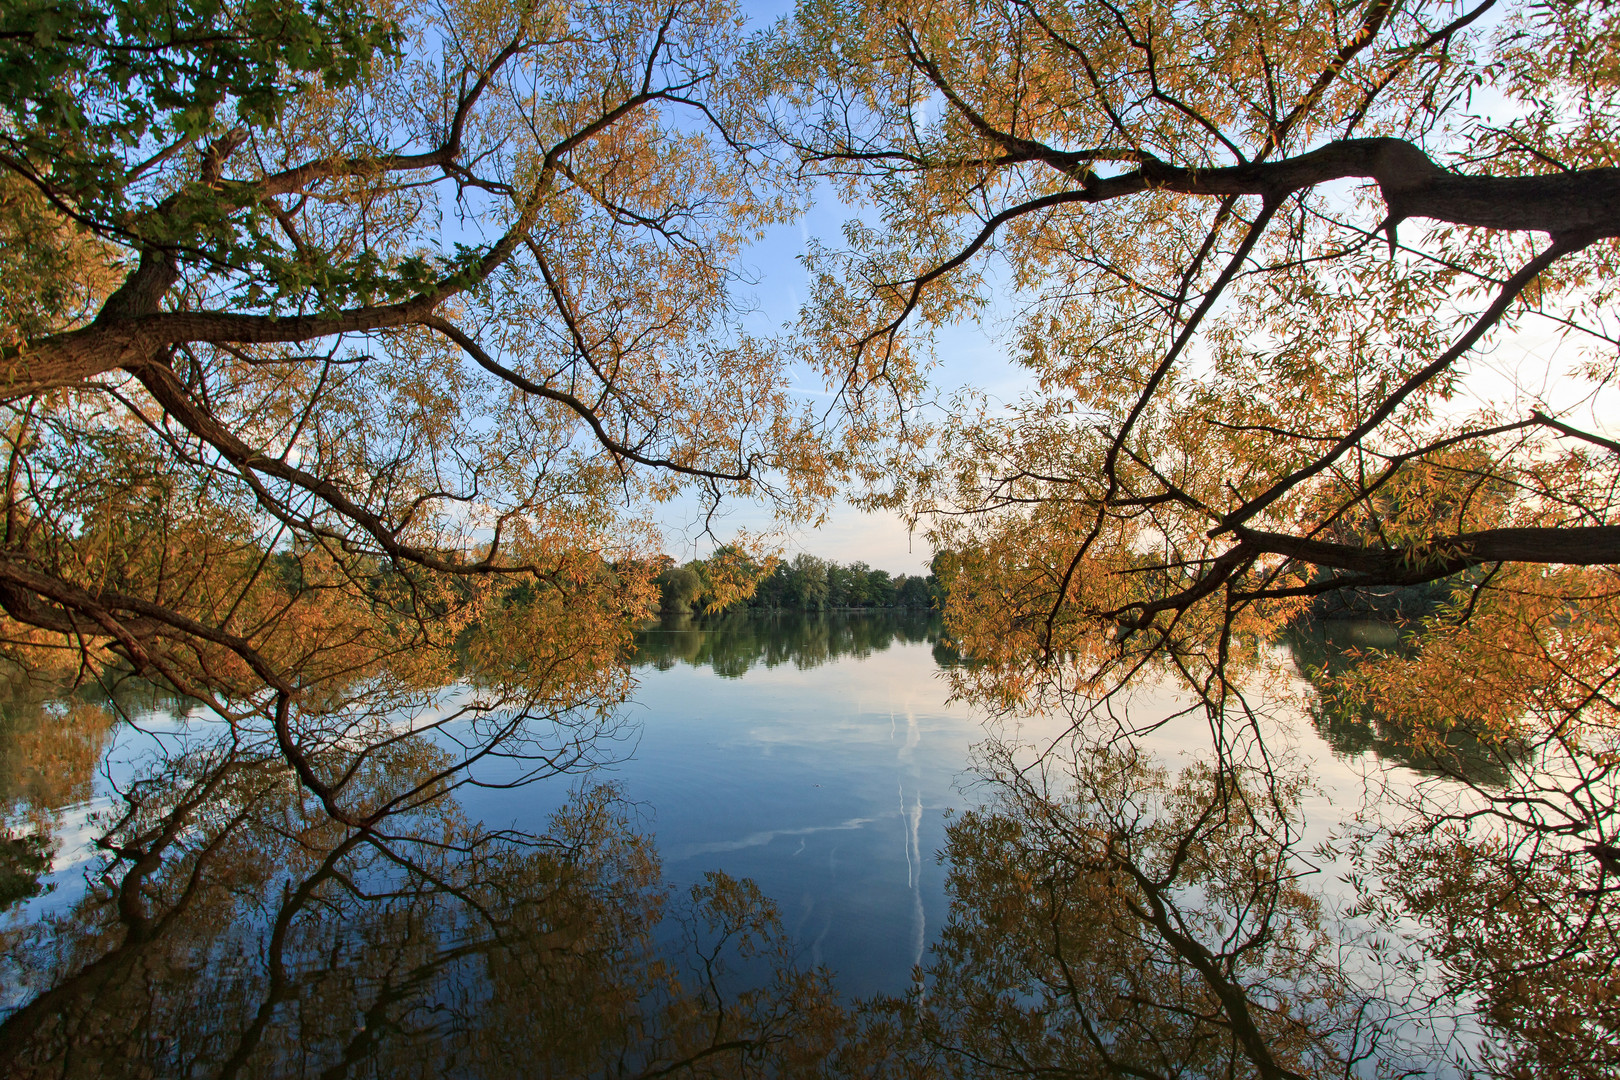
[
  {"left": 0, "top": 737, "right": 844, "bottom": 1078},
  {"left": 633, "top": 609, "right": 942, "bottom": 677},
  {"left": 836, "top": 734, "right": 1385, "bottom": 1080},
  {"left": 0, "top": 686, "right": 119, "bottom": 910},
  {"left": 1354, "top": 802, "right": 1620, "bottom": 1079}
]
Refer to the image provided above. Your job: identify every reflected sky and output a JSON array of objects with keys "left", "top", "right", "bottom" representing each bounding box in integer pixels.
[
  {"left": 5, "top": 610, "right": 1577, "bottom": 1077},
  {"left": 451, "top": 610, "right": 1439, "bottom": 999},
  {"left": 454, "top": 611, "right": 990, "bottom": 997}
]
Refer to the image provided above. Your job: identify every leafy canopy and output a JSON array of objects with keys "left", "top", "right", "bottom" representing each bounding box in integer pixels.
[{"left": 0, "top": 0, "right": 866, "bottom": 827}]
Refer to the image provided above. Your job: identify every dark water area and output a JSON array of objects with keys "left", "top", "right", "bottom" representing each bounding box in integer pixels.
[
  {"left": 0, "top": 611, "right": 1605, "bottom": 1077},
  {"left": 630, "top": 607, "right": 955, "bottom": 676}
]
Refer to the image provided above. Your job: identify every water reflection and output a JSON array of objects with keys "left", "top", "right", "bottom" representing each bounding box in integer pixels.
[
  {"left": 840, "top": 735, "right": 1368, "bottom": 1078},
  {"left": 915, "top": 608, "right": 1620, "bottom": 1080},
  {"left": 0, "top": 744, "right": 841, "bottom": 1078},
  {"left": 2, "top": 613, "right": 1614, "bottom": 1078},
  {"left": 609, "top": 610, "right": 975, "bottom": 1000},
  {"left": 0, "top": 680, "right": 146, "bottom": 914},
  {"left": 633, "top": 609, "right": 945, "bottom": 676}
]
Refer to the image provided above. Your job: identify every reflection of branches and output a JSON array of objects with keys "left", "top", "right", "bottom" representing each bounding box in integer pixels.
[
  {"left": 841, "top": 734, "right": 1377, "bottom": 1079},
  {"left": 1329, "top": 692, "right": 1620, "bottom": 1074},
  {"left": 0, "top": 740, "right": 843, "bottom": 1079}
]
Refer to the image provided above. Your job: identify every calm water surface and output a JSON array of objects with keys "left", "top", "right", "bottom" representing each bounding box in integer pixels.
[
  {"left": 433, "top": 611, "right": 992, "bottom": 997},
  {"left": 466, "top": 611, "right": 1426, "bottom": 996},
  {"left": 0, "top": 610, "right": 1486, "bottom": 1075},
  {"left": 4, "top": 612, "right": 1422, "bottom": 991}
]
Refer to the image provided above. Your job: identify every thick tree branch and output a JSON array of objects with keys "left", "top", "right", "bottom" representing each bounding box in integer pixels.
[
  {"left": 1235, "top": 524, "right": 1620, "bottom": 579},
  {"left": 1004, "top": 136, "right": 1620, "bottom": 238},
  {"left": 5, "top": 65, "right": 699, "bottom": 400}
]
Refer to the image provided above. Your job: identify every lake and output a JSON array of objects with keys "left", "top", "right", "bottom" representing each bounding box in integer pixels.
[
  {"left": 492, "top": 611, "right": 1420, "bottom": 998},
  {"left": 0, "top": 610, "right": 1595, "bottom": 1076}
]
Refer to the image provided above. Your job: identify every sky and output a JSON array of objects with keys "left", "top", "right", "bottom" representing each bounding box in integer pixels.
[
  {"left": 638, "top": 0, "right": 1618, "bottom": 575},
  {"left": 654, "top": 1, "right": 1037, "bottom": 574},
  {"left": 654, "top": 179, "right": 1036, "bottom": 576}
]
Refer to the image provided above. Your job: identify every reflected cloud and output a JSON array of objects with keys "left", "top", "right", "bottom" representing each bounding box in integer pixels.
[{"left": 666, "top": 815, "right": 878, "bottom": 861}]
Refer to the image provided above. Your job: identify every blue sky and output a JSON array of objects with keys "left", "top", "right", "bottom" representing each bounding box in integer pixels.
[
  {"left": 656, "top": 175, "right": 1037, "bottom": 575},
  {"left": 652, "top": 1, "right": 1037, "bottom": 573}
]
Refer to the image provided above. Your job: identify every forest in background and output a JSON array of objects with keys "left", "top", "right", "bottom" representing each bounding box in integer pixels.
[{"left": 652, "top": 548, "right": 948, "bottom": 614}]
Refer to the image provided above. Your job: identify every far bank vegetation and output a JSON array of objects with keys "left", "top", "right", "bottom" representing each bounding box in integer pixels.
[{"left": 653, "top": 548, "right": 943, "bottom": 615}]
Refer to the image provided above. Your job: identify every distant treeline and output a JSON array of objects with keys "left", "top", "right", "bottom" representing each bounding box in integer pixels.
[
  {"left": 650, "top": 545, "right": 1462, "bottom": 624},
  {"left": 655, "top": 549, "right": 942, "bottom": 614}
]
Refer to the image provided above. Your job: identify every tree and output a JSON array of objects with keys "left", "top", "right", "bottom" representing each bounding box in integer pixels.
[
  {"left": 0, "top": 0, "right": 849, "bottom": 820},
  {"left": 784, "top": 552, "right": 830, "bottom": 609},
  {"left": 765, "top": 0, "right": 1619, "bottom": 657},
  {"left": 865, "top": 567, "right": 895, "bottom": 605},
  {"left": 658, "top": 563, "right": 706, "bottom": 614},
  {"left": 896, "top": 572, "right": 932, "bottom": 608},
  {"left": 765, "top": 0, "right": 1620, "bottom": 874},
  {"left": 824, "top": 559, "right": 853, "bottom": 606}
]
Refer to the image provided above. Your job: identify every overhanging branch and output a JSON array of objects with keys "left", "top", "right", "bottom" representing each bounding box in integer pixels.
[{"left": 1235, "top": 524, "right": 1620, "bottom": 580}]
